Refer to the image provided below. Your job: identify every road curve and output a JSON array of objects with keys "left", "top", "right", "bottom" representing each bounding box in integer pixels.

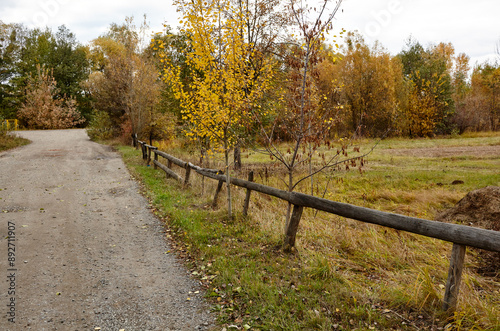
[{"left": 0, "top": 129, "right": 213, "bottom": 330}]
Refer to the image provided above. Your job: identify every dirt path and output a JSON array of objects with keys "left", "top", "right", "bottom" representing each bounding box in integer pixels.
[{"left": 0, "top": 130, "right": 213, "bottom": 331}]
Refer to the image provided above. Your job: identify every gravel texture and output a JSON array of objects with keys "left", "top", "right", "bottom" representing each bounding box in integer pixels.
[{"left": 0, "top": 129, "right": 214, "bottom": 330}]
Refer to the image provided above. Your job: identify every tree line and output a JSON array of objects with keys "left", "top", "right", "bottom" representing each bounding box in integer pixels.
[{"left": 1, "top": 3, "right": 499, "bottom": 137}]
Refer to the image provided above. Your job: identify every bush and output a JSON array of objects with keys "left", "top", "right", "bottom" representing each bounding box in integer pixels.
[
  {"left": 142, "top": 112, "right": 176, "bottom": 143},
  {"left": 86, "top": 110, "right": 115, "bottom": 141},
  {"left": 0, "top": 117, "right": 6, "bottom": 138},
  {"left": 18, "top": 66, "right": 85, "bottom": 129}
]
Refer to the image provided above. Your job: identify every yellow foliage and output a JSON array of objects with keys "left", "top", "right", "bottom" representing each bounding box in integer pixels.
[
  {"left": 156, "top": 0, "right": 274, "bottom": 151},
  {"left": 405, "top": 72, "right": 440, "bottom": 137}
]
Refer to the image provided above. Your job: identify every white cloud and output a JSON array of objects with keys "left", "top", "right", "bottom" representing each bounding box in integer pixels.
[
  {"left": 1, "top": 0, "right": 499, "bottom": 64},
  {"left": 1, "top": 0, "right": 178, "bottom": 44},
  {"left": 331, "top": 0, "right": 499, "bottom": 63}
]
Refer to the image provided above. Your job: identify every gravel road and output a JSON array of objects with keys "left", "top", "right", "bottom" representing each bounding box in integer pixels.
[{"left": 0, "top": 129, "right": 214, "bottom": 331}]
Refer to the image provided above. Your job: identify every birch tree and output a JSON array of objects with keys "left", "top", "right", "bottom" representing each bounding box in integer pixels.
[{"left": 157, "top": 0, "right": 275, "bottom": 219}]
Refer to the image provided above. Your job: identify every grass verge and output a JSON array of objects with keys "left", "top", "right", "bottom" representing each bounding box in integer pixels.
[
  {"left": 118, "top": 134, "right": 499, "bottom": 330},
  {"left": 0, "top": 132, "right": 30, "bottom": 152}
]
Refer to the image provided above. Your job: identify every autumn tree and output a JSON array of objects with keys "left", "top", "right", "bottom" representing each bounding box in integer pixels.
[
  {"left": 86, "top": 17, "right": 169, "bottom": 141},
  {"left": 18, "top": 65, "right": 84, "bottom": 129},
  {"left": 251, "top": 0, "right": 373, "bottom": 246},
  {"left": 16, "top": 26, "right": 91, "bottom": 121},
  {"left": 148, "top": 27, "right": 192, "bottom": 121},
  {"left": 158, "top": 0, "right": 276, "bottom": 218},
  {"left": 232, "top": 0, "right": 289, "bottom": 169},
  {"left": 458, "top": 63, "right": 500, "bottom": 131},
  {"left": 450, "top": 52, "right": 471, "bottom": 132},
  {"left": 314, "top": 47, "right": 345, "bottom": 133},
  {"left": 398, "top": 39, "right": 454, "bottom": 136},
  {"left": 125, "top": 55, "right": 171, "bottom": 144},
  {"left": 335, "top": 32, "right": 401, "bottom": 137}
]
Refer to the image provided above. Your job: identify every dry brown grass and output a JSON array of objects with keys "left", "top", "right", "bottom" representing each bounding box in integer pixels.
[{"left": 148, "top": 136, "right": 500, "bottom": 329}]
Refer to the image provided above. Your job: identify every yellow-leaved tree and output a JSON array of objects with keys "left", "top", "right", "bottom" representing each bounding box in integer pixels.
[{"left": 156, "top": 0, "right": 275, "bottom": 218}]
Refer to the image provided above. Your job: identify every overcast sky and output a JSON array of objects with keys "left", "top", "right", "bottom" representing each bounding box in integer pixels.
[{"left": 1, "top": 0, "right": 499, "bottom": 66}]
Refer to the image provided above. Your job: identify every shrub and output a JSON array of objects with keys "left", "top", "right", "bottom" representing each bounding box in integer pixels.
[{"left": 86, "top": 110, "right": 115, "bottom": 141}]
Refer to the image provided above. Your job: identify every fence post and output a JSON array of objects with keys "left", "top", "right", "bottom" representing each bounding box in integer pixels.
[
  {"left": 212, "top": 179, "right": 224, "bottom": 209},
  {"left": 242, "top": 171, "right": 254, "bottom": 216},
  {"left": 283, "top": 204, "right": 304, "bottom": 252},
  {"left": 442, "top": 243, "right": 467, "bottom": 312},
  {"left": 142, "top": 143, "right": 147, "bottom": 160},
  {"left": 184, "top": 164, "right": 192, "bottom": 187},
  {"left": 167, "top": 159, "right": 173, "bottom": 169},
  {"left": 132, "top": 133, "right": 137, "bottom": 148},
  {"left": 147, "top": 146, "right": 157, "bottom": 166},
  {"left": 154, "top": 150, "right": 158, "bottom": 170}
]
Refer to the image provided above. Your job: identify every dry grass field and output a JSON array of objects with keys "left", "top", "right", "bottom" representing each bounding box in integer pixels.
[{"left": 120, "top": 131, "right": 499, "bottom": 330}]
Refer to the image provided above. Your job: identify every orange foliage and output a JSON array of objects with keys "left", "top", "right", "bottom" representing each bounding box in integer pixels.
[{"left": 18, "top": 65, "right": 84, "bottom": 129}]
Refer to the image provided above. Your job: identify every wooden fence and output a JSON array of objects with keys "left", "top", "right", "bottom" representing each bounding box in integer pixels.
[{"left": 136, "top": 139, "right": 500, "bottom": 313}]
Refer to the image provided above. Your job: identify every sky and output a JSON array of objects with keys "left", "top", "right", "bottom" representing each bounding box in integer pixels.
[{"left": 1, "top": 0, "right": 499, "bottom": 66}]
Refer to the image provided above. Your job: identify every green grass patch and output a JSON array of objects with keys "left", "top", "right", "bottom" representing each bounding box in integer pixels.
[
  {"left": 0, "top": 132, "right": 30, "bottom": 152},
  {"left": 119, "top": 146, "right": 409, "bottom": 330}
]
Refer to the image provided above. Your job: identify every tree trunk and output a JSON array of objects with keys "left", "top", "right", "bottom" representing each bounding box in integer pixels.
[
  {"left": 309, "top": 143, "right": 313, "bottom": 195},
  {"left": 132, "top": 133, "right": 137, "bottom": 147},
  {"left": 283, "top": 204, "right": 304, "bottom": 252},
  {"left": 285, "top": 168, "right": 293, "bottom": 233},
  {"left": 234, "top": 143, "right": 242, "bottom": 171},
  {"left": 200, "top": 148, "right": 205, "bottom": 195},
  {"left": 225, "top": 147, "right": 233, "bottom": 219}
]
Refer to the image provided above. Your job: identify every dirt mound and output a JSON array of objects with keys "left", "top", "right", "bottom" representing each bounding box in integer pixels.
[
  {"left": 435, "top": 186, "right": 500, "bottom": 277},
  {"left": 436, "top": 186, "right": 500, "bottom": 230}
]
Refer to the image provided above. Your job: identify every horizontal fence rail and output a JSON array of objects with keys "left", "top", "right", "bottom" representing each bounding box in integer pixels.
[
  {"left": 136, "top": 141, "right": 500, "bottom": 312},
  {"left": 189, "top": 163, "right": 500, "bottom": 252}
]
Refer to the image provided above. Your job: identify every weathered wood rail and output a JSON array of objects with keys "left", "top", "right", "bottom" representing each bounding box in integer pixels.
[
  {"left": 138, "top": 140, "right": 192, "bottom": 187},
  {"left": 136, "top": 141, "right": 500, "bottom": 312}
]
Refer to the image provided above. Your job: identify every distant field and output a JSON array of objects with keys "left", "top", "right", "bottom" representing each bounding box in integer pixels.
[{"left": 121, "top": 132, "right": 500, "bottom": 330}]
